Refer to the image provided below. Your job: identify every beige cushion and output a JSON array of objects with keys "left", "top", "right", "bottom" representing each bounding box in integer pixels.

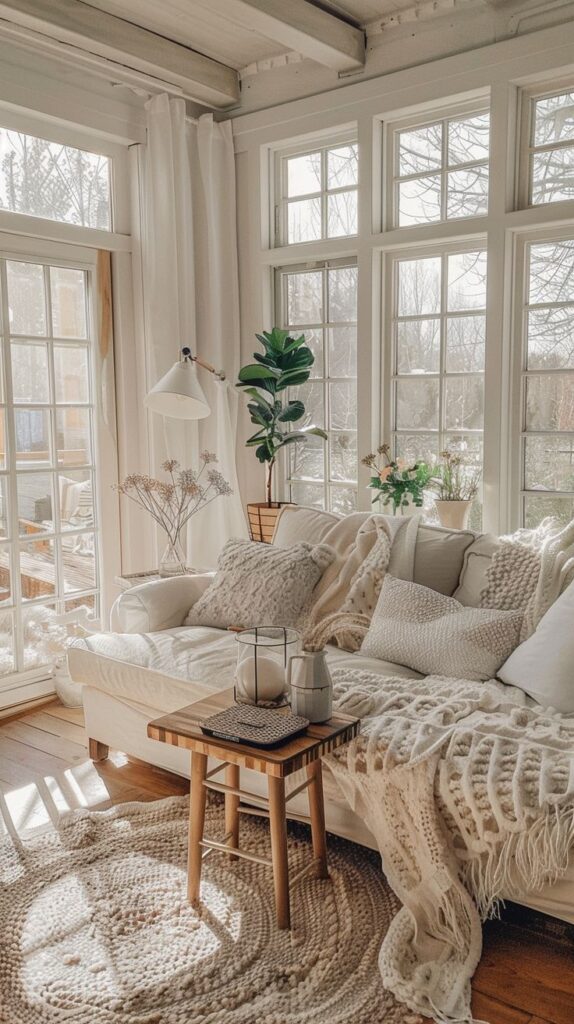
[
  {"left": 272, "top": 505, "right": 342, "bottom": 546},
  {"left": 362, "top": 576, "right": 523, "bottom": 681},
  {"left": 453, "top": 534, "right": 501, "bottom": 606},
  {"left": 409, "top": 524, "right": 476, "bottom": 596}
]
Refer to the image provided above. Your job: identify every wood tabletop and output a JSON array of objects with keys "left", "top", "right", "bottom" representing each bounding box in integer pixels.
[{"left": 147, "top": 688, "right": 360, "bottom": 778}]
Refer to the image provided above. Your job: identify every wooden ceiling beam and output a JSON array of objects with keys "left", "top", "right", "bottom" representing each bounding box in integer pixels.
[
  {"left": 0, "top": 0, "right": 240, "bottom": 108},
  {"left": 208, "top": 0, "right": 366, "bottom": 72}
]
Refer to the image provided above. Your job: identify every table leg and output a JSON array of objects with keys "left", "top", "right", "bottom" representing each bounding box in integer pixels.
[
  {"left": 268, "top": 775, "right": 290, "bottom": 930},
  {"left": 307, "top": 759, "right": 329, "bottom": 879},
  {"left": 188, "top": 750, "right": 208, "bottom": 905},
  {"left": 225, "top": 763, "right": 240, "bottom": 860}
]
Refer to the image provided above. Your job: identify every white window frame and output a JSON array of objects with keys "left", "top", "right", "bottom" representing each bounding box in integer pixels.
[
  {"left": 275, "top": 257, "right": 359, "bottom": 513},
  {"left": 272, "top": 128, "right": 358, "bottom": 248},
  {"left": 517, "top": 78, "right": 574, "bottom": 210}
]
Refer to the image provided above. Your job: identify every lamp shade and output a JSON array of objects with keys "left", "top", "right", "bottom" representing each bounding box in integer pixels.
[{"left": 144, "top": 359, "right": 210, "bottom": 420}]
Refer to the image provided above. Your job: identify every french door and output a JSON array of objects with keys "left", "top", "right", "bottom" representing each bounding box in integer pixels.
[{"left": 0, "top": 249, "right": 101, "bottom": 705}]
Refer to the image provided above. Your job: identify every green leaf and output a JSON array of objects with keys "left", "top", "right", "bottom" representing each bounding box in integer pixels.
[
  {"left": 304, "top": 426, "right": 328, "bottom": 440},
  {"left": 238, "top": 363, "right": 280, "bottom": 382},
  {"left": 277, "top": 400, "right": 305, "bottom": 423},
  {"left": 242, "top": 388, "right": 274, "bottom": 412},
  {"left": 275, "top": 369, "right": 312, "bottom": 392},
  {"left": 283, "top": 334, "right": 307, "bottom": 354},
  {"left": 255, "top": 444, "right": 273, "bottom": 463}
]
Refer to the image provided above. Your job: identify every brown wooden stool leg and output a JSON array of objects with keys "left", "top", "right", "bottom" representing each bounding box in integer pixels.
[
  {"left": 188, "top": 751, "right": 208, "bottom": 905},
  {"left": 268, "top": 775, "right": 290, "bottom": 929},
  {"left": 307, "top": 759, "right": 329, "bottom": 879},
  {"left": 225, "top": 763, "right": 240, "bottom": 860}
]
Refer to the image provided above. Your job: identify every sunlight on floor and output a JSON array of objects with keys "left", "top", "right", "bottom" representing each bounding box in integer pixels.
[{"left": 0, "top": 760, "right": 116, "bottom": 837}]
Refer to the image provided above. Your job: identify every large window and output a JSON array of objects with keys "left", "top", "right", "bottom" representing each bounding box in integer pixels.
[
  {"left": 275, "top": 139, "right": 358, "bottom": 245},
  {"left": 0, "top": 255, "right": 99, "bottom": 679},
  {"left": 390, "top": 248, "right": 486, "bottom": 525},
  {"left": 526, "top": 89, "right": 574, "bottom": 206},
  {"left": 519, "top": 237, "right": 574, "bottom": 526},
  {"left": 277, "top": 260, "right": 358, "bottom": 512}
]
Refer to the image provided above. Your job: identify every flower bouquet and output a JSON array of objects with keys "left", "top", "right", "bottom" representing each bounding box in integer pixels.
[{"left": 362, "top": 444, "right": 432, "bottom": 515}]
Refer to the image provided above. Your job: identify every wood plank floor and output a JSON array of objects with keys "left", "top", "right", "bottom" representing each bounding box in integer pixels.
[{"left": 1, "top": 700, "right": 573, "bottom": 1024}]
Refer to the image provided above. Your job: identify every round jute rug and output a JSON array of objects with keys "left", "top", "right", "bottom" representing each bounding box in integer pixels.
[{"left": 0, "top": 795, "right": 420, "bottom": 1024}]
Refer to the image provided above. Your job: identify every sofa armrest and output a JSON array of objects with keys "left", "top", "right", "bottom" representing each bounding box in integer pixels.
[{"left": 111, "top": 574, "right": 213, "bottom": 633}]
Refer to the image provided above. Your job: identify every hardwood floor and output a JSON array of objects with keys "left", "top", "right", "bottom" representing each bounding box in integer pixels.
[{"left": 1, "top": 700, "right": 573, "bottom": 1024}]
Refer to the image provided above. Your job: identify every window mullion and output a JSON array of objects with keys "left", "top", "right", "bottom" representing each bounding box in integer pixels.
[{"left": 0, "top": 260, "right": 23, "bottom": 674}]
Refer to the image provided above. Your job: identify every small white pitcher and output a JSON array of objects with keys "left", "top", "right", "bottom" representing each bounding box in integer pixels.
[{"left": 287, "top": 649, "right": 333, "bottom": 723}]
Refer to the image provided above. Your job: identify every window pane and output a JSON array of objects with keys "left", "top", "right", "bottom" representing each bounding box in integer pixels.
[
  {"left": 11, "top": 343, "right": 50, "bottom": 403},
  {"left": 327, "top": 190, "right": 357, "bottom": 237},
  {"left": 398, "top": 175, "right": 441, "bottom": 225},
  {"left": 14, "top": 409, "right": 51, "bottom": 465},
  {"left": 287, "top": 271, "right": 322, "bottom": 325},
  {"left": 329, "top": 432, "right": 357, "bottom": 482},
  {"left": 327, "top": 144, "right": 358, "bottom": 188},
  {"left": 329, "top": 382, "right": 356, "bottom": 430},
  {"left": 525, "top": 435, "right": 574, "bottom": 491},
  {"left": 61, "top": 532, "right": 96, "bottom": 593},
  {"left": 444, "top": 376, "right": 484, "bottom": 430},
  {"left": 17, "top": 473, "right": 54, "bottom": 533},
  {"left": 58, "top": 469, "right": 93, "bottom": 530},
  {"left": 531, "top": 147, "right": 574, "bottom": 205},
  {"left": 529, "top": 240, "right": 574, "bottom": 304},
  {"left": 396, "top": 378, "right": 439, "bottom": 430},
  {"left": 527, "top": 307, "right": 574, "bottom": 369},
  {"left": 0, "top": 478, "right": 8, "bottom": 537},
  {"left": 395, "top": 433, "right": 439, "bottom": 465},
  {"left": 290, "top": 481, "right": 324, "bottom": 508},
  {"left": 0, "top": 128, "right": 110, "bottom": 229},
  {"left": 329, "top": 486, "right": 356, "bottom": 514},
  {"left": 22, "top": 602, "right": 61, "bottom": 671},
  {"left": 525, "top": 375, "right": 574, "bottom": 432},
  {"left": 289, "top": 434, "right": 324, "bottom": 480},
  {"left": 0, "top": 609, "right": 14, "bottom": 673},
  {"left": 302, "top": 329, "right": 323, "bottom": 378},
  {"left": 56, "top": 408, "right": 92, "bottom": 466},
  {"left": 328, "top": 266, "right": 357, "bottom": 322},
  {"left": 446, "top": 315, "right": 485, "bottom": 372},
  {"left": 397, "top": 319, "right": 440, "bottom": 374},
  {"left": 398, "top": 124, "right": 442, "bottom": 175},
  {"left": 290, "top": 383, "right": 324, "bottom": 428},
  {"left": 524, "top": 494, "right": 574, "bottom": 528},
  {"left": 534, "top": 92, "right": 574, "bottom": 146},
  {"left": 444, "top": 432, "right": 483, "bottom": 464},
  {"left": 448, "top": 114, "right": 490, "bottom": 165},
  {"left": 447, "top": 251, "right": 487, "bottom": 310},
  {"left": 50, "top": 267, "right": 87, "bottom": 338},
  {"left": 328, "top": 326, "right": 356, "bottom": 378},
  {"left": 6, "top": 261, "right": 46, "bottom": 336},
  {"left": 0, "top": 546, "right": 11, "bottom": 604},
  {"left": 0, "top": 412, "right": 5, "bottom": 471},
  {"left": 398, "top": 257, "right": 441, "bottom": 316},
  {"left": 287, "top": 152, "right": 321, "bottom": 197},
  {"left": 54, "top": 345, "right": 90, "bottom": 403},
  {"left": 19, "top": 537, "right": 56, "bottom": 601},
  {"left": 287, "top": 198, "right": 321, "bottom": 243},
  {"left": 447, "top": 166, "right": 489, "bottom": 218}
]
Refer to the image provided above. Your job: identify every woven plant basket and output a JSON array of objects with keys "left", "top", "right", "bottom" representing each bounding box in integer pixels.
[{"left": 246, "top": 501, "right": 293, "bottom": 543}]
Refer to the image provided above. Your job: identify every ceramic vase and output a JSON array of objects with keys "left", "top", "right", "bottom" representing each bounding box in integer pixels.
[{"left": 435, "top": 499, "right": 472, "bottom": 530}]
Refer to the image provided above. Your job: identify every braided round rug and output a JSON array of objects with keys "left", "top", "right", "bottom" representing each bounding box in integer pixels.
[{"left": 0, "top": 795, "right": 420, "bottom": 1024}]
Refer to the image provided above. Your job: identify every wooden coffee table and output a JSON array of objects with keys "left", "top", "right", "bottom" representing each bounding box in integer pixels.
[{"left": 148, "top": 689, "right": 359, "bottom": 930}]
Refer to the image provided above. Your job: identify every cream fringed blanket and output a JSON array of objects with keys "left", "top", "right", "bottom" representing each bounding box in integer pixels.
[{"left": 327, "top": 669, "right": 574, "bottom": 1024}]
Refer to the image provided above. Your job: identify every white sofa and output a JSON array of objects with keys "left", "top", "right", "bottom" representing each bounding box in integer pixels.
[{"left": 68, "top": 506, "right": 574, "bottom": 924}]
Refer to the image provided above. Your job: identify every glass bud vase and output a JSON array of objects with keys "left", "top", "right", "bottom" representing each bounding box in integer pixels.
[{"left": 159, "top": 537, "right": 187, "bottom": 577}]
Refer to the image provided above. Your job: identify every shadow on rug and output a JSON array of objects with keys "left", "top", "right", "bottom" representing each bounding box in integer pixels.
[{"left": 0, "top": 795, "right": 421, "bottom": 1024}]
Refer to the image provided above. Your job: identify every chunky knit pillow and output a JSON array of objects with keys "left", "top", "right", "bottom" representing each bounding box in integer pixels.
[
  {"left": 361, "top": 576, "right": 523, "bottom": 681},
  {"left": 185, "top": 538, "right": 334, "bottom": 630}
]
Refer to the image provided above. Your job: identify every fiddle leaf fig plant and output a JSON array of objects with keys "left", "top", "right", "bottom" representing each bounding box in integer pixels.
[{"left": 237, "top": 328, "right": 327, "bottom": 506}]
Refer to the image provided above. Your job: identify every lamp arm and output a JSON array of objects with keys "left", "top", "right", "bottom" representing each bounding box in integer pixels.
[{"left": 181, "top": 347, "right": 225, "bottom": 381}]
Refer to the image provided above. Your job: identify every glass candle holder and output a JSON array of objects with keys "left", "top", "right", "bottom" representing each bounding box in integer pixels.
[{"left": 235, "top": 626, "right": 300, "bottom": 707}]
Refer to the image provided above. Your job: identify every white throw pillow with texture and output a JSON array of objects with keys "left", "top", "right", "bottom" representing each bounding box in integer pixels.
[
  {"left": 498, "top": 580, "right": 574, "bottom": 711},
  {"left": 361, "top": 576, "right": 523, "bottom": 682},
  {"left": 185, "top": 538, "right": 334, "bottom": 630}
]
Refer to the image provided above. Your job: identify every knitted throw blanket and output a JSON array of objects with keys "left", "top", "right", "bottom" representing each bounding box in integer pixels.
[{"left": 326, "top": 669, "right": 574, "bottom": 1024}]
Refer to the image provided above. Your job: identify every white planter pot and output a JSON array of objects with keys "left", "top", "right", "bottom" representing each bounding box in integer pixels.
[{"left": 435, "top": 499, "right": 472, "bottom": 530}]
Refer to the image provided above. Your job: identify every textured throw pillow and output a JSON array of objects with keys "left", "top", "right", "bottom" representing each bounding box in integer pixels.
[
  {"left": 184, "top": 538, "right": 334, "bottom": 630},
  {"left": 498, "top": 579, "right": 574, "bottom": 712},
  {"left": 361, "top": 576, "right": 523, "bottom": 682}
]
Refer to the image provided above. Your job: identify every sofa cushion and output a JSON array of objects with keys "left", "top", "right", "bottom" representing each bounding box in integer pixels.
[
  {"left": 453, "top": 534, "right": 501, "bottom": 606},
  {"left": 408, "top": 524, "right": 476, "bottom": 596},
  {"left": 272, "top": 505, "right": 342, "bottom": 546},
  {"left": 185, "top": 538, "right": 334, "bottom": 629},
  {"left": 361, "top": 576, "right": 523, "bottom": 681},
  {"left": 498, "top": 580, "right": 574, "bottom": 712}
]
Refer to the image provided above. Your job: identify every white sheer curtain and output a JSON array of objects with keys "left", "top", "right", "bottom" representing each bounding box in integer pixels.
[{"left": 141, "top": 94, "right": 247, "bottom": 569}]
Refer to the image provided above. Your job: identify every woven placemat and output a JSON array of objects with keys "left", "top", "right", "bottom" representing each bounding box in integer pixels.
[{"left": 201, "top": 703, "right": 309, "bottom": 748}]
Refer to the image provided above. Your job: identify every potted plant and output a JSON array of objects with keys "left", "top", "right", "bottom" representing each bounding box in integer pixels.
[
  {"left": 362, "top": 444, "right": 432, "bottom": 515},
  {"left": 237, "top": 328, "right": 327, "bottom": 542},
  {"left": 431, "top": 449, "right": 481, "bottom": 530}
]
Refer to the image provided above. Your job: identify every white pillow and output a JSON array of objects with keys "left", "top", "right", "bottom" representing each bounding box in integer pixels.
[
  {"left": 361, "top": 576, "right": 523, "bottom": 682},
  {"left": 498, "top": 580, "right": 574, "bottom": 711},
  {"left": 185, "top": 538, "right": 334, "bottom": 630}
]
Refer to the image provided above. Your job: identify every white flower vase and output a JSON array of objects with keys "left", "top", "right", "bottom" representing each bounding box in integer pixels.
[{"left": 435, "top": 499, "right": 472, "bottom": 530}]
